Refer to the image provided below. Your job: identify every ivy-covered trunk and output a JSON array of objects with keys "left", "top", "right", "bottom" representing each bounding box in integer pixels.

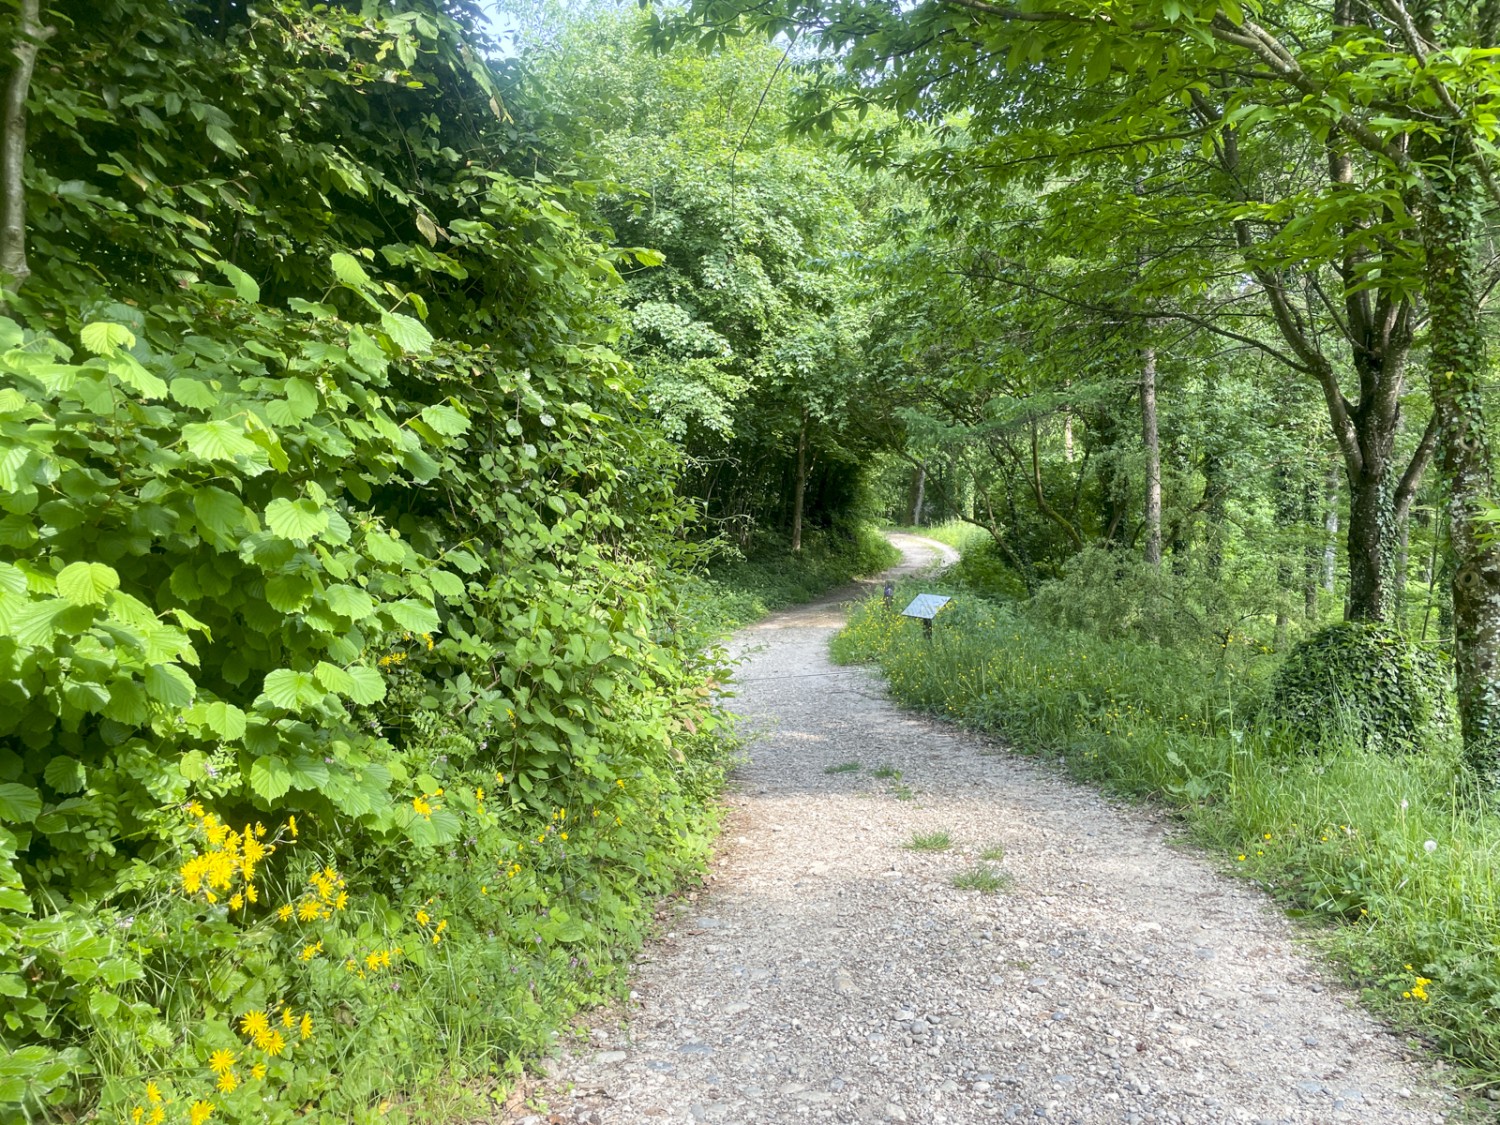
[
  {"left": 1424, "top": 169, "right": 1500, "bottom": 782},
  {"left": 1344, "top": 462, "right": 1396, "bottom": 622}
]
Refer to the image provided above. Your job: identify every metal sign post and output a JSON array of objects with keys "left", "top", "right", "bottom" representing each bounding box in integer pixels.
[{"left": 900, "top": 593, "right": 951, "bottom": 641}]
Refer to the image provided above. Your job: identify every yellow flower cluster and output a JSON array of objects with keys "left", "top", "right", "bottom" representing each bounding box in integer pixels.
[
  {"left": 127, "top": 1080, "right": 165, "bottom": 1125},
  {"left": 276, "top": 865, "right": 347, "bottom": 924},
  {"left": 414, "top": 903, "right": 449, "bottom": 945},
  {"left": 412, "top": 787, "right": 443, "bottom": 820},
  {"left": 178, "top": 805, "right": 275, "bottom": 907},
  {"left": 1402, "top": 964, "right": 1433, "bottom": 1002}
]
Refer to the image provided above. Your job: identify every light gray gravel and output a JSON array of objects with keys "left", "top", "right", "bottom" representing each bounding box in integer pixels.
[{"left": 513, "top": 535, "right": 1464, "bottom": 1125}]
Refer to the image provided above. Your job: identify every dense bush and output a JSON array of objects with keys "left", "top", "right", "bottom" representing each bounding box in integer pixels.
[
  {"left": 0, "top": 3, "right": 731, "bottom": 1118},
  {"left": 1266, "top": 623, "right": 1455, "bottom": 754}
]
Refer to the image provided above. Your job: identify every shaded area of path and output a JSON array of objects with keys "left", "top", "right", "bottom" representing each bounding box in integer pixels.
[{"left": 518, "top": 536, "right": 1457, "bottom": 1125}]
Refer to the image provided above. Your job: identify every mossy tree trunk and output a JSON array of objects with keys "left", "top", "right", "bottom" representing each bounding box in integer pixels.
[{"left": 1424, "top": 168, "right": 1500, "bottom": 781}]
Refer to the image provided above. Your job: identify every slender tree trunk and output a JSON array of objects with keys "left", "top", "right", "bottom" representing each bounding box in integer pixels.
[
  {"left": 1424, "top": 169, "right": 1500, "bottom": 782},
  {"left": 1304, "top": 473, "right": 1321, "bottom": 619},
  {"left": 1322, "top": 466, "right": 1339, "bottom": 593},
  {"left": 790, "top": 409, "right": 809, "bottom": 555},
  {"left": 1141, "top": 344, "right": 1161, "bottom": 569},
  {"left": 910, "top": 463, "right": 926, "bottom": 527},
  {"left": 1063, "top": 412, "right": 1074, "bottom": 463},
  {"left": 1, "top": 0, "right": 48, "bottom": 289}
]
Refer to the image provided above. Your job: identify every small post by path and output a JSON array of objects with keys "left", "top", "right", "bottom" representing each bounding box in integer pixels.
[{"left": 883, "top": 582, "right": 894, "bottom": 610}]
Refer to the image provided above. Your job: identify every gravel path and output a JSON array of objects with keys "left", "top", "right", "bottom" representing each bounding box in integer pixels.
[{"left": 519, "top": 535, "right": 1461, "bottom": 1125}]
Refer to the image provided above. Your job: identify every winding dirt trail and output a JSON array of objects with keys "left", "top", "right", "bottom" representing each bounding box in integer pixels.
[{"left": 517, "top": 536, "right": 1459, "bottom": 1125}]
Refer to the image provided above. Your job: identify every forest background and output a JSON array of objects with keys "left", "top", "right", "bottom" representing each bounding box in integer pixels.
[{"left": 4, "top": 0, "right": 1500, "bottom": 1120}]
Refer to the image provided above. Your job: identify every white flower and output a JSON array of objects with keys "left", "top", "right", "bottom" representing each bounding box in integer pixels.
[
  {"left": 1424, "top": 839, "right": 1438, "bottom": 854},
  {"left": 1400, "top": 799, "right": 1408, "bottom": 810}
]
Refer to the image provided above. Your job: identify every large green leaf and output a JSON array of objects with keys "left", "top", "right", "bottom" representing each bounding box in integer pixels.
[
  {"left": 144, "top": 663, "right": 196, "bottom": 707},
  {"left": 345, "top": 665, "right": 386, "bottom": 705},
  {"left": 219, "top": 261, "right": 261, "bottom": 302},
  {"left": 420, "top": 403, "right": 469, "bottom": 436},
  {"left": 380, "top": 310, "right": 434, "bottom": 355},
  {"left": 261, "top": 669, "right": 323, "bottom": 710},
  {"left": 249, "top": 756, "right": 293, "bottom": 801},
  {"left": 78, "top": 322, "right": 135, "bottom": 355},
  {"left": 387, "top": 599, "right": 440, "bottom": 633},
  {"left": 0, "top": 783, "right": 41, "bottom": 824},
  {"left": 56, "top": 562, "right": 119, "bottom": 607},
  {"left": 193, "top": 486, "right": 245, "bottom": 537},
  {"left": 264, "top": 497, "right": 329, "bottom": 542},
  {"left": 183, "top": 420, "right": 258, "bottom": 461}
]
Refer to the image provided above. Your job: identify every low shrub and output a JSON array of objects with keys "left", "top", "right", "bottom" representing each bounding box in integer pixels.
[{"left": 1266, "top": 622, "right": 1455, "bottom": 754}]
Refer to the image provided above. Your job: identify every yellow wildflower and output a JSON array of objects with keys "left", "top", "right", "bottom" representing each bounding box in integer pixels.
[
  {"left": 263, "top": 1030, "right": 287, "bottom": 1057},
  {"left": 148, "top": 1108, "right": 164, "bottom": 1125},
  {"left": 208, "top": 1048, "right": 236, "bottom": 1075},
  {"left": 287, "top": 815, "right": 298, "bottom": 838},
  {"left": 228, "top": 893, "right": 244, "bottom": 912},
  {"left": 334, "top": 890, "right": 348, "bottom": 911},
  {"left": 216, "top": 1071, "right": 239, "bottom": 1094},
  {"left": 145, "top": 1082, "right": 161, "bottom": 1104},
  {"left": 416, "top": 909, "right": 430, "bottom": 926},
  {"left": 277, "top": 904, "right": 293, "bottom": 922},
  {"left": 132, "top": 1107, "right": 144, "bottom": 1124},
  {"left": 282, "top": 1007, "right": 295, "bottom": 1028},
  {"left": 297, "top": 899, "right": 320, "bottom": 922},
  {"left": 239, "top": 1010, "right": 270, "bottom": 1040},
  {"left": 189, "top": 1100, "right": 214, "bottom": 1125},
  {"left": 251, "top": 1063, "right": 267, "bottom": 1081},
  {"left": 300, "top": 1012, "right": 313, "bottom": 1040},
  {"left": 413, "top": 796, "right": 433, "bottom": 819}
]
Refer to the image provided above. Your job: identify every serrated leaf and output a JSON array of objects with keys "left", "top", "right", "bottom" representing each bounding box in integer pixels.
[
  {"left": 345, "top": 665, "right": 386, "bottom": 705},
  {"left": 364, "top": 531, "right": 407, "bottom": 564},
  {"left": 43, "top": 757, "right": 85, "bottom": 794},
  {"left": 108, "top": 353, "right": 169, "bottom": 399},
  {"left": 314, "top": 661, "right": 355, "bottom": 695},
  {"left": 56, "top": 562, "right": 119, "bottom": 607},
  {"left": 0, "top": 562, "right": 26, "bottom": 596},
  {"left": 249, "top": 756, "right": 292, "bottom": 801},
  {"left": 261, "top": 669, "right": 322, "bottom": 710},
  {"left": 193, "top": 486, "right": 244, "bottom": 537},
  {"left": 324, "top": 584, "right": 376, "bottom": 621},
  {"left": 264, "top": 573, "right": 313, "bottom": 612},
  {"left": 0, "top": 783, "right": 40, "bottom": 823},
  {"left": 264, "top": 498, "right": 329, "bottom": 542},
  {"left": 386, "top": 599, "right": 439, "bottom": 633},
  {"left": 428, "top": 570, "right": 464, "bottom": 598},
  {"left": 218, "top": 261, "right": 260, "bottom": 303},
  {"left": 200, "top": 700, "right": 247, "bottom": 740},
  {"left": 420, "top": 403, "right": 469, "bottom": 436},
  {"left": 79, "top": 322, "right": 135, "bottom": 356},
  {"left": 170, "top": 377, "right": 219, "bottom": 410},
  {"left": 144, "top": 663, "right": 196, "bottom": 707},
  {"left": 380, "top": 310, "right": 434, "bottom": 355},
  {"left": 330, "top": 252, "right": 371, "bottom": 288},
  {"left": 183, "top": 419, "right": 258, "bottom": 461}
]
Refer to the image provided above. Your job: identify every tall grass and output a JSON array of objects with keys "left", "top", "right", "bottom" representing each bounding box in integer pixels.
[{"left": 834, "top": 585, "right": 1500, "bottom": 1083}]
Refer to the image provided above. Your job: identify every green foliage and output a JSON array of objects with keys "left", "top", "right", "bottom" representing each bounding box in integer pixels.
[
  {"left": 0, "top": 1, "right": 733, "bottom": 1117},
  {"left": 1267, "top": 623, "right": 1456, "bottom": 755}
]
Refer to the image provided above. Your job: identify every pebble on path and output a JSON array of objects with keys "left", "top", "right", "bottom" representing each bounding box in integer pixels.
[{"left": 510, "top": 535, "right": 1460, "bottom": 1125}]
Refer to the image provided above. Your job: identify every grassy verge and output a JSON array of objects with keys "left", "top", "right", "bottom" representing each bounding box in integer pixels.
[
  {"left": 676, "top": 522, "right": 900, "bottom": 641},
  {"left": 833, "top": 582, "right": 1500, "bottom": 1088}
]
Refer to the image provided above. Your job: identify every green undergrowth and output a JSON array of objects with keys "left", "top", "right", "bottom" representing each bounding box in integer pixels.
[
  {"left": 834, "top": 583, "right": 1500, "bottom": 1088},
  {"left": 675, "top": 521, "right": 898, "bottom": 641}
]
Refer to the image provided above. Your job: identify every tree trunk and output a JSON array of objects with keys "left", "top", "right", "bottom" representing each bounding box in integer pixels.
[
  {"left": 1425, "top": 169, "right": 1500, "bottom": 781},
  {"left": 1344, "top": 465, "right": 1395, "bottom": 621},
  {"left": 1322, "top": 466, "right": 1339, "bottom": 593},
  {"left": 790, "top": 409, "right": 809, "bottom": 555},
  {"left": 1, "top": 0, "right": 48, "bottom": 290},
  {"left": 1141, "top": 344, "right": 1161, "bottom": 569},
  {"left": 910, "top": 463, "right": 926, "bottom": 527}
]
